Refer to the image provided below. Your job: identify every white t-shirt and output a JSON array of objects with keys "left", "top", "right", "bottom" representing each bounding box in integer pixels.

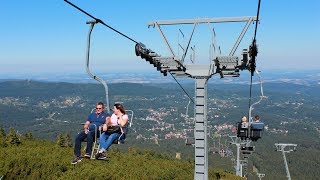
[
  {"left": 241, "top": 122, "right": 248, "bottom": 128},
  {"left": 110, "top": 113, "right": 129, "bottom": 126}
]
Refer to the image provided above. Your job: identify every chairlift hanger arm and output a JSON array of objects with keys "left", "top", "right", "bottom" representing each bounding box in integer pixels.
[
  {"left": 248, "top": 70, "right": 266, "bottom": 122},
  {"left": 85, "top": 21, "right": 110, "bottom": 113}
]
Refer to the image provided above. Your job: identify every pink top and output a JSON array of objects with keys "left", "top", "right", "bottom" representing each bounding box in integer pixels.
[{"left": 110, "top": 113, "right": 129, "bottom": 126}]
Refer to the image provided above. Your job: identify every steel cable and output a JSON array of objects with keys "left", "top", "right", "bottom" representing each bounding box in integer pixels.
[{"left": 64, "top": 0, "right": 139, "bottom": 44}]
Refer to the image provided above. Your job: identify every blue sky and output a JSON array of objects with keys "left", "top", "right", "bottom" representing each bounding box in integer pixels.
[{"left": 1, "top": 0, "right": 319, "bottom": 77}]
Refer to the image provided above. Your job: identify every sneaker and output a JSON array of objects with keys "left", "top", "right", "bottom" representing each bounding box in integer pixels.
[
  {"left": 99, "top": 152, "right": 107, "bottom": 160},
  {"left": 95, "top": 152, "right": 107, "bottom": 160},
  {"left": 95, "top": 152, "right": 101, "bottom": 160},
  {"left": 84, "top": 153, "right": 91, "bottom": 158},
  {"left": 71, "top": 156, "right": 82, "bottom": 165}
]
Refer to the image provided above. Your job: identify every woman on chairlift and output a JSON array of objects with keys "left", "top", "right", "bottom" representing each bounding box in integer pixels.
[{"left": 95, "top": 103, "right": 129, "bottom": 160}]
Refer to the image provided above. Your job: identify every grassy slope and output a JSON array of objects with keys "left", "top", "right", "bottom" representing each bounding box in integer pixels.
[{"left": 0, "top": 139, "right": 243, "bottom": 180}]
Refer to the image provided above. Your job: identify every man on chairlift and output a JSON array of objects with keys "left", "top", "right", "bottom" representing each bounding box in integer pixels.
[{"left": 71, "top": 102, "right": 111, "bottom": 164}]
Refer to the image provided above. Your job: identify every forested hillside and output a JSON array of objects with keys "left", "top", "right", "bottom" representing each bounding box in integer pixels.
[
  {"left": 0, "top": 80, "right": 319, "bottom": 179},
  {"left": 0, "top": 129, "right": 242, "bottom": 180}
]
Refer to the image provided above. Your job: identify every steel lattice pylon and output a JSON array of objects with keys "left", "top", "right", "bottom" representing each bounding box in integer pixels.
[
  {"left": 136, "top": 17, "right": 258, "bottom": 180},
  {"left": 275, "top": 143, "right": 297, "bottom": 180}
]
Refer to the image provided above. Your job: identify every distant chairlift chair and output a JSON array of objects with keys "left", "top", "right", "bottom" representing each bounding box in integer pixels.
[
  {"left": 236, "top": 122, "right": 248, "bottom": 140},
  {"left": 236, "top": 122, "right": 264, "bottom": 141},
  {"left": 241, "top": 146, "right": 255, "bottom": 159},
  {"left": 250, "top": 122, "right": 264, "bottom": 141},
  {"left": 185, "top": 137, "right": 195, "bottom": 146}
]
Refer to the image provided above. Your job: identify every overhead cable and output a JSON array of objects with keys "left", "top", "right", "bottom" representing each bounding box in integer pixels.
[
  {"left": 248, "top": 0, "right": 262, "bottom": 110},
  {"left": 64, "top": 0, "right": 139, "bottom": 44},
  {"left": 169, "top": 72, "right": 195, "bottom": 104},
  {"left": 253, "top": 0, "right": 262, "bottom": 42}
]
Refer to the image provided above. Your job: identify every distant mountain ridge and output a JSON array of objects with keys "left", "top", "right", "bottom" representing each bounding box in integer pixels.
[{"left": 1, "top": 70, "right": 319, "bottom": 86}]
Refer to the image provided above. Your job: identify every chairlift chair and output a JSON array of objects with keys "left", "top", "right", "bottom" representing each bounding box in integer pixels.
[
  {"left": 185, "top": 137, "right": 195, "bottom": 146},
  {"left": 240, "top": 146, "right": 254, "bottom": 155},
  {"left": 236, "top": 121, "right": 264, "bottom": 141},
  {"left": 83, "top": 20, "right": 135, "bottom": 155},
  {"left": 241, "top": 146, "right": 254, "bottom": 152},
  {"left": 250, "top": 122, "right": 264, "bottom": 141},
  {"left": 86, "top": 108, "right": 134, "bottom": 159},
  {"left": 236, "top": 122, "right": 248, "bottom": 140}
]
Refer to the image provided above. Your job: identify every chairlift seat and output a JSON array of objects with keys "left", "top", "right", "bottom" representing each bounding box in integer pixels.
[
  {"left": 242, "top": 151, "right": 252, "bottom": 155},
  {"left": 185, "top": 137, "right": 195, "bottom": 146},
  {"left": 236, "top": 122, "right": 248, "bottom": 139},
  {"left": 251, "top": 122, "right": 264, "bottom": 130},
  {"left": 112, "top": 125, "right": 128, "bottom": 144},
  {"left": 112, "top": 110, "right": 134, "bottom": 144},
  {"left": 238, "top": 128, "right": 248, "bottom": 139},
  {"left": 241, "top": 146, "right": 254, "bottom": 151},
  {"left": 250, "top": 122, "right": 264, "bottom": 141},
  {"left": 240, "top": 146, "right": 254, "bottom": 155}
]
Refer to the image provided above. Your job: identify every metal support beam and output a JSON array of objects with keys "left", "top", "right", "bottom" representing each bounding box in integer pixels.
[
  {"left": 282, "top": 151, "right": 291, "bottom": 180},
  {"left": 230, "top": 136, "right": 249, "bottom": 177},
  {"left": 229, "top": 17, "right": 254, "bottom": 56},
  {"left": 154, "top": 22, "right": 176, "bottom": 57},
  {"left": 275, "top": 143, "right": 297, "bottom": 180},
  {"left": 236, "top": 143, "right": 242, "bottom": 176},
  {"left": 194, "top": 78, "right": 208, "bottom": 180},
  {"left": 148, "top": 17, "right": 257, "bottom": 26}
]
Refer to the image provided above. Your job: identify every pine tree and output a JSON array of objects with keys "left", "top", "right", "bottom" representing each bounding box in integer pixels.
[
  {"left": 24, "top": 132, "right": 34, "bottom": 140},
  {"left": 65, "top": 133, "right": 73, "bottom": 147},
  {"left": 28, "top": 132, "right": 33, "bottom": 139},
  {"left": 0, "top": 124, "right": 5, "bottom": 137},
  {"left": 7, "top": 127, "right": 21, "bottom": 145},
  {"left": 0, "top": 124, "right": 7, "bottom": 147},
  {"left": 56, "top": 133, "right": 65, "bottom": 147}
]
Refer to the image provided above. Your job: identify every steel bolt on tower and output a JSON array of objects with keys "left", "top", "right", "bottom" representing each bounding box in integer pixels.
[
  {"left": 136, "top": 16, "right": 257, "bottom": 180},
  {"left": 275, "top": 143, "right": 297, "bottom": 180}
]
